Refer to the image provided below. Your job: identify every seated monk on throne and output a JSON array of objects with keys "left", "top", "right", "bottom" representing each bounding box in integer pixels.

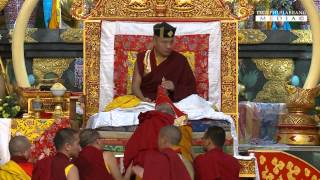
[{"left": 132, "top": 22, "right": 197, "bottom": 102}]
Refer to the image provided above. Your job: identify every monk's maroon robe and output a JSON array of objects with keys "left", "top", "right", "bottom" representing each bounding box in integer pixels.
[
  {"left": 124, "top": 110, "right": 175, "bottom": 168},
  {"left": 142, "top": 148, "right": 191, "bottom": 180},
  {"left": 194, "top": 148, "right": 240, "bottom": 180},
  {"left": 137, "top": 49, "right": 197, "bottom": 102},
  {"left": 32, "top": 152, "right": 73, "bottom": 180},
  {"left": 75, "top": 146, "right": 114, "bottom": 180}
]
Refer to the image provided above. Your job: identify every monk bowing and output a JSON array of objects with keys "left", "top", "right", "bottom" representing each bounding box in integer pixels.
[
  {"left": 132, "top": 125, "right": 193, "bottom": 180},
  {"left": 32, "top": 128, "right": 81, "bottom": 180},
  {"left": 124, "top": 86, "right": 192, "bottom": 170},
  {"left": 132, "top": 22, "right": 197, "bottom": 102},
  {"left": 0, "top": 136, "right": 33, "bottom": 180},
  {"left": 75, "top": 129, "right": 132, "bottom": 180},
  {"left": 194, "top": 126, "right": 240, "bottom": 180}
]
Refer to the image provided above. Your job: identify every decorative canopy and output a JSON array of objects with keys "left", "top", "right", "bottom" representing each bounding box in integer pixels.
[{"left": 71, "top": 0, "right": 253, "bottom": 20}]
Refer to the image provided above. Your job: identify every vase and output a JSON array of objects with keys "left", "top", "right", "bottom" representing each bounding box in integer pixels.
[{"left": 277, "top": 85, "right": 320, "bottom": 145}]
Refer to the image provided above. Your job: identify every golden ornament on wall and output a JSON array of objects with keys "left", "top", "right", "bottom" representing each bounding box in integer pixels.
[
  {"left": 129, "top": 0, "right": 147, "bottom": 5},
  {"left": 128, "top": 0, "right": 149, "bottom": 10},
  {"left": 61, "top": 0, "right": 93, "bottom": 27},
  {"left": 173, "top": 0, "right": 194, "bottom": 11},
  {"left": 32, "top": 58, "right": 74, "bottom": 88},
  {"left": 60, "top": 28, "right": 83, "bottom": 43},
  {"left": 253, "top": 58, "right": 294, "bottom": 103},
  {"left": 175, "top": 0, "right": 192, "bottom": 6},
  {"left": 291, "top": 30, "right": 312, "bottom": 44},
  {"left": 71, "top": 0, "right": 253, "bottom": 20},
  {"left": 238, "top": 29, "right": 267, "bottom": 44}
]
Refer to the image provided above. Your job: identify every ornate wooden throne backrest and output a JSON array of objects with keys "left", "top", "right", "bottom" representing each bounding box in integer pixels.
[{"left": 72, "top": 0, "right": 253, "bottom": 126}]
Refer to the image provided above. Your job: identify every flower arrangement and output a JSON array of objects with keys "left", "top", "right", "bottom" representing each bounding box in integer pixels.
[{"left": 0, "top": 95, "right": 21, "bottom": 118}]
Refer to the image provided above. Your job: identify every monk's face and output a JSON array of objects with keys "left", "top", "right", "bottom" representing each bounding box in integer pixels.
[
  {"left": 153, "top": 36, "right": 175, "bottom": 57},
  {"left": 67, "top": 134, "right": 81, "bottom": 158},
  {"left": 23, "top": 143, "right": 32, "bottom": 160},
  {"left": 201, "top": 134, "right": 211, "bottom": 152},
  {"left": 158, "top": 135, "right": 167, "bottom": 150}
]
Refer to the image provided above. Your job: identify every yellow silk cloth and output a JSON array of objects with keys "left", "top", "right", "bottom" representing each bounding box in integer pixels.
[
  {"left": 49, "top": 0, "right": 61, "bottom": 29},
  {"left": 104, "top": 95, "right": 141, "bottom": 112},
  {"left": 11, "top": 118, "right": 54, "bottom": 142},
  {"left": 0, "top": 160, "right": 31, "bottom": 180},
  {"left": 179, "top": 125, "right": 193, "bottom": 161}
]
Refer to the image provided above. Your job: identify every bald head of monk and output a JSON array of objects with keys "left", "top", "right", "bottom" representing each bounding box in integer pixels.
[
  {"left": 79, "top": 129, "right": 102, "bottom": 149},
  {"left": 155, "top": 103, "right": 175, "bottom": 116},
  {"left": 158, "top": 125, "right": 181, "bottom": 150},
  {"left": 9, "top": 136, "right": 32, "bottom": 159},
  {"left": 202, "top": 125, "right": 226, "bottom": 152}
]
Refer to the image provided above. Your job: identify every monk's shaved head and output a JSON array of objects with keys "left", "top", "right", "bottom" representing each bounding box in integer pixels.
[
  {"left": 204, "top": 126, "right": 225, "bottom": 147},
  {"left": 9, "top": 136, "right": 31, "bottom": 156},
  {"left": 79, "top": 129, "right": 101, "bottom": 148},
  {"left": 156, "top": 103, "right": 175, "bottom": 116},
  {"left": 159, "top": 125, "right": 181, "bottom": 145},
  {"left": 54, "top": 128, "right": 79, "bottom": 151}
]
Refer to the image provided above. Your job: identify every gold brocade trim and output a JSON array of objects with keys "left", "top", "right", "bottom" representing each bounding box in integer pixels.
[
  {"left": 238, "top": 29, "right": 267, "bottom": 44},
  {"left": 229, "top": 114, "right": 239, "bottom": 134},
  {"left": 253, "top": 58, "right": 294, "bottom": 103},
  {"left": 291, "top": 30, "right": 312, "bottom": 44},
  {"left": 239, "top": 159, "right": 256, "bottom": 178},
  {"left": 60, "top": 28, "right": 83, "bottom": 43},
  {"left": 221, "top": 21, "right": 237, "bottom": 114},
  {"left": 84, "top": 21, "right": 101, "bottom": 121},
  {"left": 71, "top": 0, "right": 253, "bottom": 20}
]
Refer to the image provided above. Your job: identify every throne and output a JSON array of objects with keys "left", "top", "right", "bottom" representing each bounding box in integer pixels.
[{"left": 72, "top": 0, "right": 256, "bottom": 177}]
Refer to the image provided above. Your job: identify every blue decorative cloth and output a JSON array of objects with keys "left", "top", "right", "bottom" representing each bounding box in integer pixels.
[{"left": 43, "top": 0, "right": 53, "bottom": 28}]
